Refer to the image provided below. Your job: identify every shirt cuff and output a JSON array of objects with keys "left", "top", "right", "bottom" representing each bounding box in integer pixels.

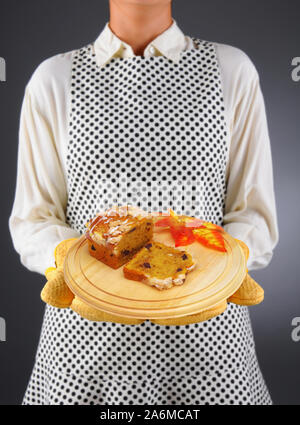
[{"left": 222, "top": 221, "right": 273, "bottom": 271}]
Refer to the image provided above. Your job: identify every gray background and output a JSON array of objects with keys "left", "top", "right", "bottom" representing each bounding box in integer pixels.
[{"left": 0, "top": 0, "right": 299, "bottom": 405}]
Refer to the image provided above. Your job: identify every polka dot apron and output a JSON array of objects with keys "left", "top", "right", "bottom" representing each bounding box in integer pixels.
[{"left": 22, "top": 38, "right": 272, "bottom": 405}]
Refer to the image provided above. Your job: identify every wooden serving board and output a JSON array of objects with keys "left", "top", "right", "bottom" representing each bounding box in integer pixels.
[{"left": 64, "top": 223, "right": 247, "bottom": 320}]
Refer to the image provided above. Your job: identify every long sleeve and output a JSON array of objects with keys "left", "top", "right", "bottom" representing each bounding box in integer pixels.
[
  {"left": 8, "top": 84, "right": 81, "bottom": 276},
  {"left": 221, "top": 50, "right": 279, "bottom": 271}
]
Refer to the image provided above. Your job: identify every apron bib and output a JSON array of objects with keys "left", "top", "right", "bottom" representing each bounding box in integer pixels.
[
  {"left": 23, "top": 39, "right": 272, "bottom": 405},
  {"left": 66, "top": 38, "right": 228, "bottom": 229}
]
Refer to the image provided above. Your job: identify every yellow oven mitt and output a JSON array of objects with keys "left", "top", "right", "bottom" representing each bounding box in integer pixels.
[
  {"left": 41, "top": 237, "right": 264, "bottom": 326},
  {"left": 41, "top": 238, "right": 144, "bottom": 325}
]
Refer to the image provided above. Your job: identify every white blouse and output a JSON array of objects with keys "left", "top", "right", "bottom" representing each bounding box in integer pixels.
[{"left": 8, "top": 19, "right": 279, "bottom": 275}]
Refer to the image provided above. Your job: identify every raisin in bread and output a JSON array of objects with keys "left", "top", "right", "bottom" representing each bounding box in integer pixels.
[
  {"left": 123, "top": 241, "right": 196, "bottom": 290},
  {"left": 85, "top": 205, "right": 153, "bottom": 269}
]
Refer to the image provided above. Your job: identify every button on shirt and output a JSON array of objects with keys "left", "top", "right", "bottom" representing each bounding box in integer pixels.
[
  {"left": 8, "top": 19, "right": 279, "bottom": 275},
  {"left": 93, "top": 19, "right": 189, "bottom": 65}
]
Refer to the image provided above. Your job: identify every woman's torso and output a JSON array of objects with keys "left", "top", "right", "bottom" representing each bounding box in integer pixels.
[{"left": 24, "top": 36, "right": 270, "bottom": 405}]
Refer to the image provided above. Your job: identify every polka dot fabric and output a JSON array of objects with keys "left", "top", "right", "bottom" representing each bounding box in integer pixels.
[
  {"left": 66, "top": 39, "right": 228, "bottom": 230},
  {"left": 23, "top": 306, "right": 271, "bottom": 405},
  {"left": 22, "top": 39, "right": 272, "bottom": 405}
]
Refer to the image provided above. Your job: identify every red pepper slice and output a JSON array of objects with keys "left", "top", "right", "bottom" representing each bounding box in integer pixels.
[
  {"left": 154, "top": 209, "right": 226, "bottom": 251},
  {"left": 170, "top": 226, "right": 196, "bottom": 247},
  {"left": 193, "top": 228, "right": 227, "bottom": 252}
]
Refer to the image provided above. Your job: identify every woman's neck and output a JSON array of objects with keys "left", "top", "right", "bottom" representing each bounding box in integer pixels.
[{"left": 108, "top": 0, "right": 173, "bottom": 56}]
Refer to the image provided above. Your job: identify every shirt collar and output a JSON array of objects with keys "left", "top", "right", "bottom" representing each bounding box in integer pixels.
[{"left": 93, "top": 18, "right": 187, "bottom": 68}]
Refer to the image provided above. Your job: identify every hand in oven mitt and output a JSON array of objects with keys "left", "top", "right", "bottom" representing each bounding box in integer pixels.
[
  {"left": 151, "top": 238, "right": 264, "bottom": 325},
  {"left": 41, "top": 237, "right": 264, "bottom": 326},
  {"left": 41, "top": 237, "right": 144, "bottom": 325}
]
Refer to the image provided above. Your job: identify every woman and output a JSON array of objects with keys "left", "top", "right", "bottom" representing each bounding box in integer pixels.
[{"left": 9, "top": 0, "right": 279, "bottom": 405}]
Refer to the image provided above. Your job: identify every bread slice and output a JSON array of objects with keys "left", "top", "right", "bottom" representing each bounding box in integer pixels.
[
  {"left": 123, "top": 241, "right": 196, "bottom": 290},
  {"left": 85, "top": 205, "right": 153, "bottom": 269}
]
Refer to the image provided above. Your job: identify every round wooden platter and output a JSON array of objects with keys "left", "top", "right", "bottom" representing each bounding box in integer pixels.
[{"left": 64, "top": 224, "right": 247, "bottom": 320}]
